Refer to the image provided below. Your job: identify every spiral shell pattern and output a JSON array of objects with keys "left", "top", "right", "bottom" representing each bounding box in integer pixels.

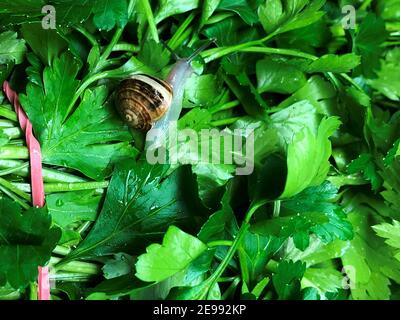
[{"left": 115, "top": 74, "right": 173, "bottom": 131}]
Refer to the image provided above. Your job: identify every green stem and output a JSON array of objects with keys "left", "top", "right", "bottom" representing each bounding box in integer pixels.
[
  {"left": 170, "top": 27, "right": 194, "bottom": 52},
  {"left": 168, "top": 12, "right": 196, "bottom": 49},
  {"left": 0, "top": 184, "right": 29, "bottom": 209},
  {"left": 375, "top": 100, "right": 400, "bottom": 109},
  {"left": 12, "top": 181, "right": 108, "bottom": 194},
  {"left": 0, "top": 146, "right": 29, "bottom": 159},
  {"left": 0, "top": 119, "right": 16, "bottom": 127},
  {"left": 201, "top": 40, "right": 261, "bottom": 62},
  {"left": 203, "top": 45, "right": 317, "bottom": 63},
  {"left": 2, "top": 127, "right": 22, "bottom": 139},
  {"left": 67, "top": 71, "right": 109, "bottom": 112},
  {"left": 211, "top": 117, "right": 242, "bottom": 127},
  {"left": 49, "top": 273, "right": 94, "bottom": 282},
  {"left": 29, "top": 283, "right": 38, "bottom": 300},
  {"left": 266, "top": 259, "right": 279, "bottom": 273},
  {"left": 112, "top": 43, "right": 139, "bottom": 52},
  {"left": 238, "top": 247, "right": 249, "bottom": 286},
  {"left": 74, "top": 25, "right": 98, "bottom": 46},
  {"left": 339, "top": 73, "right": 363, "bottom": 91},
  {"left": 0, "top": 105, "right": 17, "bottom": 121},
  {"left": 327, "top": 175, "right": 368, "bottom": 187},
  {"left": 0, "top": 162, "right": 29, "bottom": 176},
  {"left": 97, "top": 28, "right": 124, "bottom": 70},
  {"left": 209, "top": 100, "right": 240, "bottom": 114},
  {"left": 384, "top": 41, "right": 400, "bottom": 47},
  {"left": 207, "top": 240, "right": 233, "bottom": 248},
  {"left": 221, "top": 277, "right": 241, "bottom": 300},
  {"left": 0, "top": 160, "right": 86, "bottom": 183},
  {"left": 273, "top": 200, "right": 281, "bottom": 218},
  {"left": 206, "top": 200, "right": 267, "bottom": 298},
  {"left": 77, "top": 221, "right": 93, "bottom": 234},
  {"left": 8, "top": 140, "right": 24, "bottom": 146},
  {"left": 53, "top": 245, "right": 72, "bottom": 256},
  {"left": 50, "top": 257, "right": 101, "bottom": 274},
  {"left": 0, "top": 177, "right": 31, "bottom": 201},
  {"left": 205, "top": 12, "right": 235, "bottom": 26},
  {"left": 239, "top": 47, "right": 317, "bottom": 60},
  {"left": 217, "top": 276, "right": 240, "bottom": 283},
  {"left": 44, "top": 181, "right": 109, "bottom": 193},
  {"left": 141, "top": 0, "right": 159, "bottom": 42},
  {"left": 359, "top": 0, "right": 373, "bottom": 11}
]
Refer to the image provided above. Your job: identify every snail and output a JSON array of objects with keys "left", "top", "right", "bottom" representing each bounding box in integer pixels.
[
  {"left": 116, "top": 75, "right": 173, "bottom": 131},
  {"left": 115, "top": 41, "right": 214, "bottom": 135}
]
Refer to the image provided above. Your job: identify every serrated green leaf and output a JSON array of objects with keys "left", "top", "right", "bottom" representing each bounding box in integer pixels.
[
  {"left": 136, "top": 226, "right": 207, "bottom": 282},
  {"left": 353, "top": 13, "right": 389, "bottom": 78},
  {"left": 0, "top": 31, "right": 26, "bottom": 65},
  {"left": 200, "top": 0, "right": 221, "bottom": 27},
  {"left": 348, "top": 154, "right": 382, "bottom": 191},
  {"left": 62, "top": 161, "right": 201, "bottom": 261},
  {"left": 341, "top": 195, "right": 400, "bottom": 300},
  {"left": 369, "top": 48, "right": 400, "bottom": 101},
  {"left": 21, "top": 23, "right": 67, "bottom": 66},
  {"left": 0, "top": 198, "right": 61, "bottom": 289},
  {"left": 239, "top": 231, "right": 283, "bottom": 286},
  {"left": 47, "top": 191, "right": 101, "bottom": 228},
  {"left": 217, "top": 0, "right": 259, "bottom": 25},
  {"left": 257, "top": 57, "right": 306, "bottom": 94},
  {"left": 306, "top": 54, "right": 361, "bottom": 73},
  {"left": 92, "top": 0, "right": 129, "bottom": 31},
  {"left": 272, "top": 260, "right": 306, "bottom": 300},
  {"left": 259, "top": 0, "right": 326, "bottom": 36},
  {"left": 155, "top": 0, "right": 199, "bottom": 23},
  {"left": 373, "top": 220, "right": 400, "bottom": 261},
  {"left": 102, "top": 253, "right": 136, "bottom": 279}
]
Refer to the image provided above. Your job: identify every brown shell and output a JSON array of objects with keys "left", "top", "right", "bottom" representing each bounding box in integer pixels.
[{"left": 115, "top": 75, "right": 173, "bottom": 131}]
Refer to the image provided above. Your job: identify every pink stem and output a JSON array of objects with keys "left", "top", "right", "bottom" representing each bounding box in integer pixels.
[{"left": 3, "top": 81, "right": 48, "bottom": 300}]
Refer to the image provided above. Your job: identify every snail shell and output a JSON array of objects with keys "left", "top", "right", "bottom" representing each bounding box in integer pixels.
[{"left": 116, "top": 74, "right": 173, "bottom": 131}]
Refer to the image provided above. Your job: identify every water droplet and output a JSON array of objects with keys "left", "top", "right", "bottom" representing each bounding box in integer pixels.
[{"left": 56, "top": 199, "right": 64, "bottom": 207}]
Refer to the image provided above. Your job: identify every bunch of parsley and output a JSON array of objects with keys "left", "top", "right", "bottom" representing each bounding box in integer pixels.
[{"left": 0, "top": 0, "right": 399, "bottom": 300}]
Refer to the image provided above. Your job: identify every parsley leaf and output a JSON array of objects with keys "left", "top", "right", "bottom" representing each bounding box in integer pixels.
[
  {"left": 348, "top": 154, "right": 383, "bottom": 191},
  {"left": 258, "top": 0, "right": 326, "bottom": 37},
  {"left": 0, "top": 198, "right": 61, "bottom": 289},
  {"left": 353, "top": 13, "right": 389, "bottom": 78},
  {"left": 341, "top": 194, "right": 400, "bottom": 300},
  {"left": 281, "top": 116, "right": 341, "bottom": 198},
  {"left": 257, "top": 57, "right": 306, "bottom": 94},
  {"left": 62, "top": 160, "right": 203, "bottom": 262},
  {"left": 369, "top": 48, "right": 400, "bottom": 101},
  {"left": 272, "top": 260, "right": 306, "bottom": 300},
  {"left": 136, "top": 226, "right": 208, "bottom": 282},
  {"left": 0, "top": 31, "right": 26, "bottom": 65},
  {"left": 217, "top": 0, "right": 259, "bottom": 25},
  {"left": 251, "top": 182, "right": 353, "bottom": 251},
  {"left": 373, "top": 220, "right": 400, "bottom": 262}
]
